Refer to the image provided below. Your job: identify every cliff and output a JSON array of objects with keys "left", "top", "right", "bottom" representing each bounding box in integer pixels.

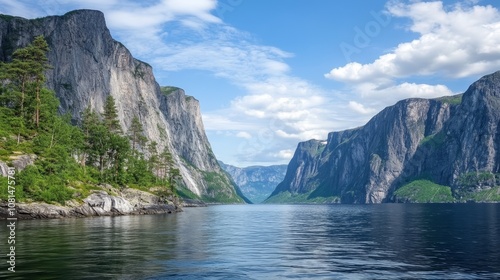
[
  {"left": 0, "top": 10, "right": 245, "bottom": 203},
  {"left": 219, "top": 161, "right": 287, "bottom": 203},
  {"left": 267, "top": 71, "right": 500, "bottom": 203}
]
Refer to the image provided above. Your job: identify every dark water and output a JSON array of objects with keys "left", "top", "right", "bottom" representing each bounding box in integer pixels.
[{"left": 1, "top": 204, "right": 499, "bottom": 279}]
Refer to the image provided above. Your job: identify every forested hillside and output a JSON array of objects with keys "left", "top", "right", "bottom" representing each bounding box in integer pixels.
[{"left": 0, "top": 36, "right": 179, "bottom": 204}]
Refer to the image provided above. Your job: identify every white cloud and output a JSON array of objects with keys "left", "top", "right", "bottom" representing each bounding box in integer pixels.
[
  {"left": 326, "top": 1, "right": 500, "bottom": 84},
  {"left": 348, "top": 101, "right": 377, "bottom": 115},
  {"left": 4, "top": 0, "right": 476, "bottom": 166},
  {"left": 202, "top": 113, "right": 257, "bottom": 131},
  {"left": 236, "top": 131, "right": 252, "bottom": 139},
  {"left": 274, "top": 149, "right": 294, "bottom": 160},
  {"left": 323, "top": 0, "right": 496, "bottom": 126},
  {"left": 106, "top": 0, "right": 220, "bottom": 31},
  {"left": 0, "top": 0, "right": 219, "bottom": 30},
  {"left": 0, "top": 0, "right": 45, "bottom": 18}
]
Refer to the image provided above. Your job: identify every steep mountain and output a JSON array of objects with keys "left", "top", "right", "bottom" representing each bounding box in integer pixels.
[
  {"left": 267, "top": 71, "right": 500, "bottom": 204},
  {"left": 219, "top": 161, "right": 287, "bottom": 203},
  {"left": 0, "top": 10, "right": 246, "bottom": 203}
]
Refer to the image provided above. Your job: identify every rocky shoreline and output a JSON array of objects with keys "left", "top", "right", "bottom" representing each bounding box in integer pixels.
[{"left": 0, "top": 187, "right": 184, "bottom": 220}]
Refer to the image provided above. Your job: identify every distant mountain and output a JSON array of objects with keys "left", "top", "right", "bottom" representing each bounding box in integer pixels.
[
  {"left": 266, "top": 71, "right": 500, "bottom": 204},
  {"left": 219, "top": 162, "right": 287, "bottom": 203},
  {"left": 0, "top": 10, "right": 246, "bottom": 203}
]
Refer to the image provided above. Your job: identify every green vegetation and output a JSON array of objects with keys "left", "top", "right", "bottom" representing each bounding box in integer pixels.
[
  {"left": 202, "top": 171, "right": 243, "bottom": 203},
  {"left": 393, "top": 180, "right": 454, "bottom": 203},
  {"left": 454, "top": 172, "right": 500, "bottom": 202},
  {"left": 419, "top": 131, "right": 446, "bottom": 147},
  {"left": 435, "top": 94, "right": 463, "bottom": 105},
  {"left": 176, "top": 185, "right": 199, "bottom": 200},
  {"left": 160, "top": 86, "right": 180, "bottom": 96},
  {"left": 0, "top": 36, "right": 181, "bottom": 204},
  {"left": 265, "top": 191, "right": 340, "bottom": 204},
  {"left": 458, "top": 187, "right": 500, "bottom": 202},
  {"left": 391, "top": 175, "right": 500, "bottom": 203},
  {"left": 0, "top": 14, "right": 15, "bottom": 19},
  {"left": 456, "top": 172, "right": 497, "bottom": 191}
]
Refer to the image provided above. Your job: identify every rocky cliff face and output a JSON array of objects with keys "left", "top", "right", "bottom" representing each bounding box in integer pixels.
[
  {"left": 219, "top": 161, "right": 287, "bottom": 203},
  {"left": 268, "top": 71, "right": 500, "bottom": 203},
  {"left": 0, "top": 185, "right": 181, "bottom": 219},
  {"left": 0, "top": 10, "right": 245, "bottom": 203}
]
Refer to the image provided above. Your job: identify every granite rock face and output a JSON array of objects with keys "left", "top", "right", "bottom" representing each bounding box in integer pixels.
[
  {"left": 0, "top": 154, "right": 37, "bottom": 176},
  {"left": 0, "top": 186, "right": 180, "bottom": 219},
  {"left": 268, "top": 71, "right": 500, "bottom": 203},
  {"left": 0, "top": 10, "right": 245, "bottom": 203}
]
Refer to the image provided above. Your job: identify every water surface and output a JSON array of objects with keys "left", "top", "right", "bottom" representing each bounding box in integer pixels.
[{"left": 1, "top": 204, "right": 499, "bottom": 279}]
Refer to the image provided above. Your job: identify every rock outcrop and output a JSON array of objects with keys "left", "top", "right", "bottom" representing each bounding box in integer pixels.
[
  {"left": 267, "top": 71, "right": 500, "bottom": 203},
  {"left": 0, "top": 154, "right": 37, "bottom": 176},
  {"left": 0, "top": 186, "right": 181, "bottom": 219},
  {"left": 219, "top": 161, "right": 287, "bottom": 203},
  {"left": 0, "top": 10, "right": 245, "bottom": 203}
]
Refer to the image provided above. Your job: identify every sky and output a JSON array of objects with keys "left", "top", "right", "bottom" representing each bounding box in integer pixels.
[{"left": 2, "top": 0, "right": 500, "bottom": 167}]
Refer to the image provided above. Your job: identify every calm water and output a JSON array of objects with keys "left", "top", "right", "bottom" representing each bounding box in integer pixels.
[{"left": 1, "top": 204, "right": 499, "bottom": 279}]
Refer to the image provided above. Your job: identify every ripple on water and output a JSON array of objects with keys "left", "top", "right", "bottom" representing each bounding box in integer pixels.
[{"left": 0, "top": 204, "right": 499, "bottom": 279}]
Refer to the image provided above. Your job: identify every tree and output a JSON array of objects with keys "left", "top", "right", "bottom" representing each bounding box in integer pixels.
[
  {"left": 128, "top": 115, "right": 147, "bottom": 152},
  {"left": 103, "top": 95, "right": 121, "bottom": 134},
  {"left": 30, "top": 36, "right": 50, "bottom": 128},
  {"left": 1, "top": 35, "right": 51, "bottom": 141},
  {"left": 169, "top": 167, "right": 182, "bottom": 192},
  {"left": 159, "top": 148, "right": 173, "bottom": 181},
  {"left": 106, "top": 133, "right": 130, "bottom": 184},
  {"left": 148, "top": 141, "right": 159, "bottom": 179},
  {"left": 81, "top": 107, "right": 100, "bottom": 173}
]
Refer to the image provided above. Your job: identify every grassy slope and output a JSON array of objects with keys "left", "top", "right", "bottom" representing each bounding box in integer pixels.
[
  {"left": 392, "top": 180, "right": 455, "bottom": 203},
  {"left": 264, "top": 191, "right": 340, "bottom": 204}
]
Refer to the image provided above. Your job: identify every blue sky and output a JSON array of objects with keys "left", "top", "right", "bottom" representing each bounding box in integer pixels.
[{"left": 2, "top": 0, "right": 500, "bottom": 167}]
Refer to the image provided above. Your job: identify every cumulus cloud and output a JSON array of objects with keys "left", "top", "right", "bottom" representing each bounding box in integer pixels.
[
  {"left": 348, "top": 101, "right": 377, "bottom": 115},
  {"left": 7, "top": 0, "right": 480, "bottom": 166},
  {"left": 0, "top": 0, "right": 344, "bottom": 165},
  {"left": 106, "top": 0, "right": 220, "bottom": 31},
  {"left": 274, "top": 149, "right": 294, "bottom": 160},
  {"left": 326, "top": 1, "right": 500, "bottom": 84},
  {"left": 0, "top": 0, "right": 219, "bottom": 29},
  {"left": 323, "top": 1, "right": 499, "bottom": 120}
]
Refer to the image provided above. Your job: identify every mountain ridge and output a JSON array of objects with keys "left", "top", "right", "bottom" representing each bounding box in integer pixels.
[
  {"left": 219, "top": 161, "right": 287, "bottom": 203},
  {"left": 267, "top": 71, "right": 500, "bottom": 204},
  {"left": 0, "top": 9, "right": 246, "bottom": 203}
]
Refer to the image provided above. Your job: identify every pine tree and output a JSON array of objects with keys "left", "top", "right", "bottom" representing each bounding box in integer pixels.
[
  {"left": 159, "top": 148, "right": 173, "bottom": 181},
  {"left": 148, "top": 141, "right": 160, "bottom": 180},
  {"left": 2, "top": 36, "right": 51, "bottom": 141},
  {"left": 81, "top": 107, "right": 99, "bottom": 173},
  {"left": 107, "top": 133, "right": 130, "bottom": 184},
  {"left": 128, "top": 115, "right": 147, "bottom": 152},
  {"left": 103, "top": 95, "right": 121, "bottom": 133},
  {"left": 169, "top": 167, "right": 182, "bottom": 192},
  {"left": 30, "top": 36, "right": 50, "bottom": 128},
  {"left": 11, "top": 36, "right": 50, "bottom": 126}
]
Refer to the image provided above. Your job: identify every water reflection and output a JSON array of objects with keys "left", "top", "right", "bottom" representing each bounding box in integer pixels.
[
  {"left": 0, "top": 204, "right": 499, "bottom": 279},
  {"left": 369, "top": 204, "right": 500, "bottom": 278}
]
